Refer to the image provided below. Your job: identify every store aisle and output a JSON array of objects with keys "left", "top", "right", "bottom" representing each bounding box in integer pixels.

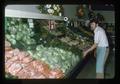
[{"left": 76, "top": 49, "right": 115, "bottom": 79}]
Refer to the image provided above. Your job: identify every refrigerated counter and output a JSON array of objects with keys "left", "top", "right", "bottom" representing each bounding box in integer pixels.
[{"left": 5, "top": 9, "right": 93, "bottom": 79}]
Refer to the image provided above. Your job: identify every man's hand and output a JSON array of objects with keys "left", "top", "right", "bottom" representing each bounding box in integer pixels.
[
  {"left": 83, "top": 51, "right": 88, "bottom": 58},
  {"left": 82, "top": 43, "right": 97, "bottom": 58}
]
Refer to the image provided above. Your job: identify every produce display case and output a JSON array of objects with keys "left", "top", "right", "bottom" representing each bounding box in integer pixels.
[{"left": 5, "top": 9, "right": 93, "bottom": 79}]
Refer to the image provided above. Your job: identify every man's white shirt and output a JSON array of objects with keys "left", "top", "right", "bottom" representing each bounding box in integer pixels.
[{"left": 94, "top": 26, "right": 109, "bottom": 47}]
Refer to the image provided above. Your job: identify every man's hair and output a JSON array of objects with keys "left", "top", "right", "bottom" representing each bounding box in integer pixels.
[{"left": 89, "top": 19, "right": 99, "bottom": 24}]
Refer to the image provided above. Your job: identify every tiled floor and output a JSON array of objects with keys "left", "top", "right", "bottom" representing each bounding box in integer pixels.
[{"left": 76, "top": 49, "right": 115, "bottom": 79}]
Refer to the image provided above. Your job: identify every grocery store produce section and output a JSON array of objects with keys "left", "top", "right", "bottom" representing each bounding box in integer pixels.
[{"left": 5, "top": 17, "right": 93, "bottom": 79}]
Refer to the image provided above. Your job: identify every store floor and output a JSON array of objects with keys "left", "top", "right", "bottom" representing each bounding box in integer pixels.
[{"left": 76, "top": 49, "right": 115, "bottom": 79}]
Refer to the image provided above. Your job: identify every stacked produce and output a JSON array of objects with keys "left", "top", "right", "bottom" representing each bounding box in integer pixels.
[
  {"left": 5, "top": 41, "right": 64, "bottom": 79},
  {"left": 34, "top": 20, "right": 92, "bottom": 50},
  {"left": 5, "top": 17, "right": 36, "bottom": 50},
  {"left": 5, "top": 17, "right": 83, "bottom": 79},
  {"left": 49, "top": 23, "right": 93, "bottom": 50},
  {"left": 5, "top": 16, "right": 93, "bottom": 79},
  {"left": 28, "top": 45, "right": 80, "bottom": 74},
  {"left": 33, "top": 20, "right": 83, "bottom": 57}
]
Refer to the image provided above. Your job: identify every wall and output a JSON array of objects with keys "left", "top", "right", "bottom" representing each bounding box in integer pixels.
[
  {"left": 62, "top": 5, "right": 78, "bottom": 18},
  {"left": 94, "top": 11, "right": 115, "bottom": 24}
]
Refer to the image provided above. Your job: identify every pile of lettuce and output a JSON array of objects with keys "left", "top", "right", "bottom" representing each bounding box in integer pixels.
[{"left": 28, "top": 45, "right": 80, "bottom": 74}]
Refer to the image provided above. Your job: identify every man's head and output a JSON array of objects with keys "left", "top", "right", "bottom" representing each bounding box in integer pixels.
[{"left": 89, "top": 19, "right": 98, "bottom": 31}]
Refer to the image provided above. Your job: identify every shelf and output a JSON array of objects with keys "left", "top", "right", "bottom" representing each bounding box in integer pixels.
[{"left": 5, "top": 9, "right": 64, "bottom": 20}]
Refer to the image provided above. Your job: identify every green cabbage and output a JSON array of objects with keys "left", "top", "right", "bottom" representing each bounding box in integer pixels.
[{"left": 31, "top": 45, "right": 80, "bottom": 74}]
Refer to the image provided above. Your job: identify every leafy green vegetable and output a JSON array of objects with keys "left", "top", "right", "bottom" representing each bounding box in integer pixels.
[
  {"left": 28, "top": 45, "right": 81, "bottom": 74},
  {"left": 5, "top": 17, "right": 36, "bottom": 50}
]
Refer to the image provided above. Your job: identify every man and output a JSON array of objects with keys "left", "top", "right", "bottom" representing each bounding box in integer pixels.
[{"left": 83, "top": 19, "right": 109, "bottom": 79}]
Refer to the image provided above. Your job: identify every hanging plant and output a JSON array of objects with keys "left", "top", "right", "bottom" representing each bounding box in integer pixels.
[
  {"left": 76, "top": 5, "right": 84, "bottom": 17},
  {"left": 37, "top": 4, "right": 63, "bottom": 16}
]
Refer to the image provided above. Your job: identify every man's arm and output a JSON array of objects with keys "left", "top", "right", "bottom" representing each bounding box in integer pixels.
[{"left": 83, "top": 43, "right": 97, "bottom": 58}]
